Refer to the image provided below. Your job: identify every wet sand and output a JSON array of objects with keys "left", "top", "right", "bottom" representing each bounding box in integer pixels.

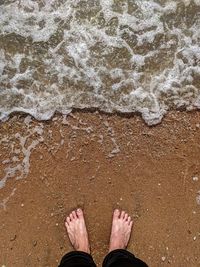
[{"left": 0, "top": 111, "right": 200, "bottom": 267}]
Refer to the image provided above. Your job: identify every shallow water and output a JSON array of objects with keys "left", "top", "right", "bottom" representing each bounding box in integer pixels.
[{"left": 0, "top": 0, "right": 200, "bottom": 125}]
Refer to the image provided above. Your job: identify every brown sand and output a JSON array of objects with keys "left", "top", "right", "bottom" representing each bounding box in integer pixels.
[{"left": 0, "top": 111, "right": 200, "bottom": 267}]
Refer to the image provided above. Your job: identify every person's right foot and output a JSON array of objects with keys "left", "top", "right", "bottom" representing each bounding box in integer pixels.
[{"left": 109, "top": 209, "right": 133, "bottom": 252}]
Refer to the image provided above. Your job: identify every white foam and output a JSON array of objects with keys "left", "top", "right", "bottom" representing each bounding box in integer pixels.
[
  {"left": 0, "top": 118, "right": 44, "bottom": 189},
  {"left": 0, "top": 0, "right": 200, "bottom": 125}
]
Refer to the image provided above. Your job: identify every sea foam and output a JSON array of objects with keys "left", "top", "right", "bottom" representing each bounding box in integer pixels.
[{"left": 0, "top": 0, "right": 200, "bottom": 125}]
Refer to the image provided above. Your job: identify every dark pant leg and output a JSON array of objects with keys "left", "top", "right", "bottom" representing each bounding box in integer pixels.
[
  {"left": 58, "top": 251, "right": 97, "bottom": 267},
  {"left": 102, "top": 249, "right": 148, "bottom": 267}
]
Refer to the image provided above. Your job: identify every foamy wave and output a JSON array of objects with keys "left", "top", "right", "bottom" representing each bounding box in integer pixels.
[
  {"left": 0, "top": 117, "right": 44, "bottom": 190},
  {"left": 0, "top": 0, "right": 200, "bottom": 125}
]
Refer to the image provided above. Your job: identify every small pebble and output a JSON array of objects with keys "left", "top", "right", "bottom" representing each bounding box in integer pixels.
[
  {"left": 10, "top": 235, "right": 17, "bottom": 241},
  {"left": 192, "top": 176, "right": 199, "bottom": 181},
  {"left": 193, "top": 236, "right": 197, "bottom": 241},
  {"left": 60, "top": 139, "right": 64, "bottom": 145},
  {"left": 188, "top": 229, "right": 191, "bottom": 234},
  {"left": 161, "top": 256, "right": 166, "bottom": 262},
  {"left": 196, "top": 194, "right": 200, "bottom": 205}
]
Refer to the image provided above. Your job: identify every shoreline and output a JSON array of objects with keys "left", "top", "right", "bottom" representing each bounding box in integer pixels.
[{"left": 2, "top": 108, "right": 200, "bottom": 126}]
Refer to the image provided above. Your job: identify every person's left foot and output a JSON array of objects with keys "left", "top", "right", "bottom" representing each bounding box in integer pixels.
[
  {"left": 65, "top": 208, "right": 90, "bottom": 254},
  {"left": 109, "top": 209, "right": 133, "bottom": 252}
]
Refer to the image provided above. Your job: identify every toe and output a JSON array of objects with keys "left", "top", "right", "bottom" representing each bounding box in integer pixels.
[
  {"left": 113, "top": 209, "right": 120, "bottom": 219},
  {"left": 70, "top": 213, "right": 74, "bottom": 221},
  {"left": 127, "top": 216, "right": 131, "bottom": 224},
  {"left": 124, "top": 213, "right": 128, "bottom": 221},
  {"left": 66, "top": 216, "right": 71, "bottom": 225},
  {"left": 120, "top": 210, "right": 125, "bottom": 219},
  {"left": 65, "top": 220, "right": 69, "bottom": 228},
  {"left": 129, "top": 221, "right": 133, "bottom": 228},
  {"left": 72, "top": 210, "right": 77, "bottom": 219},
  {"left": 77, "top": 208, "right": 83, "bottom": 218}
]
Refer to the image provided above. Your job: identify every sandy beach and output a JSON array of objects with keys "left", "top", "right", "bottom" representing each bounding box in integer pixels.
[
  {"left": 1, "top": 1, "right": 200, "bottom": 266},
  {"left": 0, "top": 111, "right": 200, "bottom": 267}
]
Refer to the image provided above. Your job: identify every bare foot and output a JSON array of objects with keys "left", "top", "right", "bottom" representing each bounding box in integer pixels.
[
  {"left": 65, "top": 208, "right": 90, "bottom": 254},
  {"left": 109, "top": 209, "right": 133, "bottom": 252}
]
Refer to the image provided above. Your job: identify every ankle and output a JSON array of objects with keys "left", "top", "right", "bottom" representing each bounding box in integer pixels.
[
  {"left": 109, "top": 244, "right": 125, "bottom": 252},
  {"left": 77, "top": 247, "right": 90, "bottom": 254}
]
